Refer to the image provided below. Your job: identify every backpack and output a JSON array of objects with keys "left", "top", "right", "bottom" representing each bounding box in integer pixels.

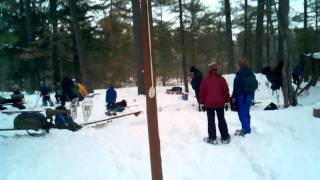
[
  {"left": 54, "top": 114, "right": 81, "bottom": 132},
  {"left": 264, "top": 102, "right": 278, "bottom": 110},
  {"left": 108, "top": 100, "right": 127, "bottom": 112},
  {"left": 242, "top": 75, "right": 258, "bottom": 93},
  {"left": 14, "top": 112, "right": 52, "bottom": 132}
]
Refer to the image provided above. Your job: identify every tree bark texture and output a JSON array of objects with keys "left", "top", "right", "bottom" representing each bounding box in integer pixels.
[
  {"left": 316, "top": 0, "right": 319, "bottom": 30},
  {"left": 67, "top": 0, "right": 92, "bottom": 91},
  {"left": 278, "top": 0, "right": 297, "bottom": 107},
  {"left": 255, "top": 0, "right": 265, "bottom": 72},
  {"left": 25, "top": 0, "right": 33, "bottom": 46},
  {"left": 50, "top": 0, "right": 61, "bottom": 84},
  {"left": 266, "top": 0, "right": 272, "bottom": 66},
  {"left": 224, "top": 0, "right": 235, "bottom": 72},
  {"left": 179, "top": 0, "right": 189, "bottom": 93},
  {"left": 242, "top": 0, "right": 249, "bottom": 59},
  {"left": 131, "top": 0, "right": 145, "bottom": 95},
  {"left": 304, "top": 0, "right": 308, "bottom": 29}
]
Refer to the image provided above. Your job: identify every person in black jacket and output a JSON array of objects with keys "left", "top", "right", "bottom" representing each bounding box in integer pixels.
[
  {"left": 261, "top": 61, "right": 283, "bottom": 91},
  {"left": 190, "top": 66, "right": 203, "bottom": 111},
  {"left": 60, "top": 76, "right": 78, "bottom": 107},
  {"left": 292, "top": 54, "right": 305, "bottom": 85}
]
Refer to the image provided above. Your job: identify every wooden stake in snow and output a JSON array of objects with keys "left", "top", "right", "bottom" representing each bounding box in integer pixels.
[{"left": 140, "top": 0, "right": 163, "bottom": 179}]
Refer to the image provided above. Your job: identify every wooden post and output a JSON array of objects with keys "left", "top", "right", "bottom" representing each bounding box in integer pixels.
[{"left": 140, "top": 0, "right": 163, "bottom": 180}]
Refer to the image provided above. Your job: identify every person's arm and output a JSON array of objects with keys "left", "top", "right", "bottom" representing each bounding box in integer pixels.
[{"left": 221, "top": 78, "right": 230, "bottom": 103}]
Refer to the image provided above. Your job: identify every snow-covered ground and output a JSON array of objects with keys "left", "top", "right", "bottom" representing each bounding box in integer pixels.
[{"left": 1, "top": 74, "right": 320, "bottom": 180}]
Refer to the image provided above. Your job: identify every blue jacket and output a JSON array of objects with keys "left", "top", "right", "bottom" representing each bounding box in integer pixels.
[
  {"left": 106, "top": 87, "right": 117, "bottom": 104},
  {"left": 233, "top": 67, "right": 255, "bottom": 98}
]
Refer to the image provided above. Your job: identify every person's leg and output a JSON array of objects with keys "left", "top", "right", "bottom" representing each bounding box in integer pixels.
[
  {"left": 42, "top": 96, "right": 47, "bottom": 106},
  {"left": 206, "top": 108, "right": 216, "bottom": 140},
  {"left": 237, "top": 95, "right": 245, "bottom": 131},
  {"left": 61, "top": 94, "right": 66, "bottom": 107},
  {"left": 48, "top": 96, "right": 54, "bottom": 106},
  {"left": 195, "top": 90, "right": 201, "bottom": 111},
  {"left": 216, "top": 108, "right": 230, "bottom": 140},
  {"left": 55, "top": 94, "right": 60, "bottom": 103},
  {"left": 237, "top": 94, "right": 252, "bottom": 134}
]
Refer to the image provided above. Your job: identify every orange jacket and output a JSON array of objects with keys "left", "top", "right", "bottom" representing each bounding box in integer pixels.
[{"left": 78, "top": 83, "right": 88, "bottom": 97}]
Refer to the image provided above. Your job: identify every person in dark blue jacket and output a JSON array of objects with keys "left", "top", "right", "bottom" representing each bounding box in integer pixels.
[
  {"left": 190, "top": 66, "right": 203, "bottom": 111},
  {"left": 40, "top": 81, "right": 54, "bottom": 107},
  {"left": 232, "top": 59, "right": 255, "bottom": 136},
  {"left": 106, "top": 86, "right": 117, "bottom": 110}
]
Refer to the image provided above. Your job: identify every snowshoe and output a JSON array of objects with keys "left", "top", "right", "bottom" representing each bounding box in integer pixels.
[
  {"left": 105, "top": 111, "right": 117, "bottom": 116},
  {"left": 203, "top": 137, "right": 218, "bottom": 145},
  {"left": 221, "top": 136, "right": 231, "bottom": 144},
  {"left": 234, "top": 129, "right": 245, "bottom": 137}
]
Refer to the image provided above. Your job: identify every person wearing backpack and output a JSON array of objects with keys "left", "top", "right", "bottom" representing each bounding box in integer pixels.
[
  {"left": 232, "top": 58, "right": 258, "bottom": 136},
  {"left": 200, "top": 62, "right": 231, "bottom": 144}
]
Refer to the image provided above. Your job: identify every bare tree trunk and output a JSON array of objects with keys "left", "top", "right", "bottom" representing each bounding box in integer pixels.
[
  {"left": 50, "top": 0, "right": 60, "bottom": 84},
  {"left": 191, "top": 14, "right": 196, "bottom": 67},
  {"left": 304, "top": 0, "right": 308, "bottom": 29},
  {"left": 316, "top": 0, "right": 319, "bottom": 30},
  {"left": 72, "top": 32, "right": 80, "bottom": 80},
  {"left": 25, "top": 0, "right": 40, "bottom": 89},
  {"left": 279, "top": 0, "right": 297, "bottom": 107},
  {"left": 266, "top": 0, "right": 272, "bottom": 66},
  {"left": 179, "top": 0, "right": 189, "bottom": 93},
  {"left": 255, "top": 0, "right": 265, "bottom": 72},
  {"left": 25, "top": 0, "right": 33, "bottom": 46},
  {"left": 242, "top": 0, "right": 249, "bottom": 59},
  {"left": 67, "top": 0, "right": 92, "bottom": 91},
  {"left": 131, "top": 0, "right": 145, "bottom": 95},
  {"left": 224, "top": 0, "right": 235, "bottom": 72}
]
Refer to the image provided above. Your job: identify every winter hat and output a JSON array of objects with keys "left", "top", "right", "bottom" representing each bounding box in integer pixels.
[
  {"left": 190, "top": 66, "right": 197, "bottom": 72},
  {"left": 208, "top": 62, "right": 218, "bottom": 71}
]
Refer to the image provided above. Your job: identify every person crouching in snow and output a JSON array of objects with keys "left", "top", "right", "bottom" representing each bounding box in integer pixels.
[
  {"left": 200, "top": 62, "right": 231, "bottom": 144},
  {"left": 232, "top": 58, "right": 257, "bottom": 136},
  {"left": 190, "top": 66, "right": 203, "bottom": 111},
  {"left": 106, "top": 86, "right": 117, "bottom": 110}
]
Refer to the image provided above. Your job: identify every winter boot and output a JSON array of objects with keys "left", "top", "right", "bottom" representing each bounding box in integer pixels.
[
  {"left": 203, "top": 137, "right": 218, "bottom": 145},
  {"left": 221, "top": 136, "right": 231, "bottom": 144}
]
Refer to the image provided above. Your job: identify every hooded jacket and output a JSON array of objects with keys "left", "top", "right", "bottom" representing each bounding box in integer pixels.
[
  {"left": 233, "top": 67, "right": 255, "bottom": 97},
  {"left": 199, "top": 70, "right": 230, "bottom": 108}
]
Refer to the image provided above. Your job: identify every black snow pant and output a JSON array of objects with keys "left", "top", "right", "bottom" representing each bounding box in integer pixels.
[
  {"left": 195, "top": 90, "right": 201, "bottom": 111},
  {"left": 42, "top": 95, "right": 54, "bottom": 107},
  {"left": 206, "top": 108, "right": 230, "bottom": 140}
]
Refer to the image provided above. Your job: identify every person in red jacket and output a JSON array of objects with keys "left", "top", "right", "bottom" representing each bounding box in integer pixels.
[{"left": 200, "top": 62, "right": 231, "bottom": 144}]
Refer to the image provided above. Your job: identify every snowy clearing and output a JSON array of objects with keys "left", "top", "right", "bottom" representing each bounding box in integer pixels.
[{"left": 1, "top": 74, "right": 320, "bottom": 180}]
